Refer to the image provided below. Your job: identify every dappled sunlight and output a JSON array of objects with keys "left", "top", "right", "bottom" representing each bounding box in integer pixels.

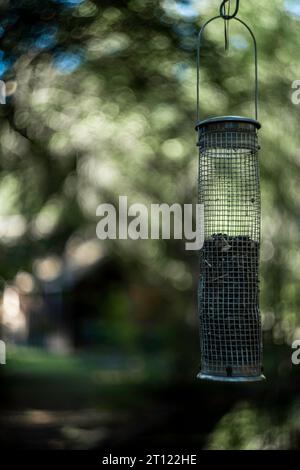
[
  {"left": 34, "top": 256, "right": 63, "bottom": 283},
  {"left": 0, "top": 407, "right": 114, "bottom": 450},
  {"left": 205, "top": 402, "right": 295, "bottom": 450},
  {"left": 0, "top": 0, "right": 299, "bottom": 451},
  {"left": 1, "top": 286, "right": 27, "bottom": 339},
  {"left": 66, "top": 237, "right": 104, "bottom": 271}
]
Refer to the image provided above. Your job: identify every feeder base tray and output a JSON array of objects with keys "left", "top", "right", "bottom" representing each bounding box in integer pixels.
[{"left": 197, "top": 372, "right": 266, "bottom": 383}]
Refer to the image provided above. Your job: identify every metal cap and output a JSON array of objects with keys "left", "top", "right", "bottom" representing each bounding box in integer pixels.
[{"left": 195, "top": 115, "right": 261, "bottom": 131}]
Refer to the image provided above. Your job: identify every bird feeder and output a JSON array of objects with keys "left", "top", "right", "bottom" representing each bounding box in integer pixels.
[{"left": 196, "top": 5, "right": 265, "bottom": 382}]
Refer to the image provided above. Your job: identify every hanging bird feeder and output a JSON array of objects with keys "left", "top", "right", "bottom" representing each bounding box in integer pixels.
[{"left": 196, "top": 0, "right": 265, "bottom": 382}]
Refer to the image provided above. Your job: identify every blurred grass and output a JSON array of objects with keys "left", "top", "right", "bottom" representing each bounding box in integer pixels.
[{"left": 1, "top": 345, "right": 174, "bottom": 410}]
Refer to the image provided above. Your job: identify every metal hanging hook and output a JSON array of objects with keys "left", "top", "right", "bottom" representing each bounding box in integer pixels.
[
  {"left": 220, "top": 0, "right": 240, "bottom": 20},
  {"left": 222, "top": 1, "right": 240, "bottom": 50},
  {"left": 196, "top": 15, "right": 259, "bottom": 123},
  {"left": 224, "top": 0, "right": 231, "bottom": 51}
]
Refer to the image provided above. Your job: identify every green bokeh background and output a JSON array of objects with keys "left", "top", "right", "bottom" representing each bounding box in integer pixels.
[{"left": 0, "top": 0, "right": 300, "bottom": 450}]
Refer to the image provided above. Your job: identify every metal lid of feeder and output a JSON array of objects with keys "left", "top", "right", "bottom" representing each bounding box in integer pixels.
[{"left": 195, "top": 116, "right": 261, "bottom": 131}]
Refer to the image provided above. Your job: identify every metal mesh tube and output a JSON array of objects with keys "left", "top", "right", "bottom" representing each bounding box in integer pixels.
[{"left": 196, "top": 117, "right": 264, "bottom": 382}]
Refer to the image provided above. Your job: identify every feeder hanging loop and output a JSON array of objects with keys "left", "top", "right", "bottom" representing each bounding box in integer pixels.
[
  {"left": 220, "top": 0, "right": 239, "bottom": 49},
  {"left": 220, "top": 0, "right": 240, "bottom": 20},
  {"left": 196, "top": 15, "right": 259, "bottom": 122}
]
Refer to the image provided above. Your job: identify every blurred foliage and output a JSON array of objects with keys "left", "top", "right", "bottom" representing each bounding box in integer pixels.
[
  {"left": 0, "top": 0, "right": 299, "bottom": 339},
  {"left": 206, "top": 400, "right": 300, "bottom": 450},
  {"left": 0, "top": 0, "right": 300, "bottom": 450}
]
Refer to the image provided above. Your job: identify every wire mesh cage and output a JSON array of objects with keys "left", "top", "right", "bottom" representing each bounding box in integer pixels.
[
  {"left": 196, "top": 117, "right": 264, "bottom": 381},
  {"left": 195, "top": 10, "right": 265, "bottom": 382}
]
